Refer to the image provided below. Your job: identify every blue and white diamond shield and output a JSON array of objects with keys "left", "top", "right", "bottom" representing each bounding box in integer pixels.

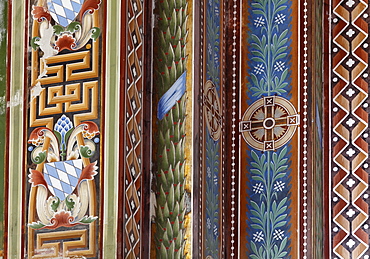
[
  {"left": 47, "top": 0, "right": 84, "bottom": 27},
  {"left": 43, "top": 159, "right": 83, "bottom": 201}
]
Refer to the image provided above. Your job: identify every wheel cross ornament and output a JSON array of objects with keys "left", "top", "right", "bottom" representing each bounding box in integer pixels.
[
  {"left": 204, "top": 80, "right": 222, "bottom": 140},
  {"left": 240, "top": 96, "right": 299, "bottom": 151}
]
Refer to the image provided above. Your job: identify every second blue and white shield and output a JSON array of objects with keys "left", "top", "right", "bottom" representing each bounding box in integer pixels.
[
  {"left": 43, "top": 159, "right": 83, "bottom": 201},
  {"left": 47, "top": 0, "right": 84, "bottom": 27}
]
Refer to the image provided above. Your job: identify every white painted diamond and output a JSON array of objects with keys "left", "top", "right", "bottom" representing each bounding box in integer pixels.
[
  {"left": 346, "top": 0, "right": 355, "bottom": 7},
  {"left": 346, "top": 148, "right": 356, "bottom": 157},
  {"left": 346, "top": 29, "right": 355, "bottom": 37},
  {"left": 346, "top": 178, "right": 356, "bottom": 187},
  {"left": 346, "top": 59, "right": 355, "bottom": 67},
  {"left": 346, "top": 239, "right": 355, "bottom": 248},
  {"left": 61, "top": 0, "right": 73, "bottom": 10},
  {"left": 346, "top": 118, "right": 355, "bottom": 127},
  {"left": 346, "top": 209, "right": 355, "bottom": 217},
  {"left": 346, "top": 88, "right": 355, "bottom": 97}
]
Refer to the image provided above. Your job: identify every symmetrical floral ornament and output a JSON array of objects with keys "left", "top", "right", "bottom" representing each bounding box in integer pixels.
[
  {"left": 31, "top": 0, "right": 101, "bottom": 55},
  {"left": 28, "top": 115, "right": 99, "bottom": 230},
  {"left": 240, "top": 96, "right": 299, "bottom": 151}
]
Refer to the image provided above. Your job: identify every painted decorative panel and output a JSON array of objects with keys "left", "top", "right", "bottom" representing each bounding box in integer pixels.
[
  {"left": 200, "top": 0, "right": 224, "bottom": 258},
  {"left": 26, "top": 0, "right": 103, "bottom": 257},
  {"left": 239, "top": 0, "right": 304, "bottom": 258},
  {"left": 152, "top": 0, "right": 191, "bottom": 258},
  {"left": 122, "top": 0, "right": 145, "bottom": 258},
  {"left": 329, "top": 0, "right": 370, "bottom": 258}
]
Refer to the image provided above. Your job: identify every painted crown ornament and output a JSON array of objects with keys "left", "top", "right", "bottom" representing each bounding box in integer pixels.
[{"left": 28, "top": 115, "right": 100, "bottom": 230}]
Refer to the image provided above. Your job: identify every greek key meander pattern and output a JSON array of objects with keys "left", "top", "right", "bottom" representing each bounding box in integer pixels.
[
  {"left": 331, "top": 0, "right": 370, "bottom": 258},
  {"left": 124, "top": 0, "right": 144, "bottom": 258},
  {"left": 27, "top": 9, "right": 101, "bottom": 258}
]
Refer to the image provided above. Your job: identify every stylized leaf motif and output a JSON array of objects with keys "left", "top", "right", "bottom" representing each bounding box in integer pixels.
[
  {"left": 248, "top": 0, "right": 292, "bottom": 98},
  {"left": 31, "top": 150, "right": 47, "bottom": 164},
  {"left": 248, "top": 146, "right": 291, "bottom": 258},
  {"left": 154, "top": 0, "right": 188, "bottom": 257},
  {"left": 28, "top": 221, "right": 46, "bottom": 229},
  {"left": 65, "top": 196, "right": 75, "bottom": 211},
  {"left": 79, "top": 215, "right": 98, "bottom": 224},
  {"left": 51, "top": 197, "right": 60, "bottom": 212}
]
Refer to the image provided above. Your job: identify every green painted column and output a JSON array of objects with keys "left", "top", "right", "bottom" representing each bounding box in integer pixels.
[
  {"left": 102, "top": 0, "right": 121, "bottom": 257},
  {"left": 0, "top": 1, "right": 7, "bottom": 256},
  {"left": 7, "top": 1, "right": 25, "bottom": 258}
]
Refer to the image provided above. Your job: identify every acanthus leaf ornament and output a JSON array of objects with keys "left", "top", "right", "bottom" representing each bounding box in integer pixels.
[{"left": 28, "top": 115, "right": 100, "bottom": 230}]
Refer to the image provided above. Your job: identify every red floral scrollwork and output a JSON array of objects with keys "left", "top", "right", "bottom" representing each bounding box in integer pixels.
[
  {"left": 80, "top": 0, "right": 101, "bottom": 19},
  {"left": 32, "top": 6, "right": 51, "bottom": 22},
  {"left": 77, "top": 161, "right": 98, "bottom": 187},
  {"left": 44, "top": 211, "right": 78, "bottom": 229},
  {"left": 55, "top": 34, "right": 77, "bottom": 51},
  {"left": 28, "top": 169, "right": 48, "bottom": 189}
]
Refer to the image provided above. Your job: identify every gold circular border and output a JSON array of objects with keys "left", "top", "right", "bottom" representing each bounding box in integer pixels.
[
  {"left": 204, "top": 80, "right": 222, "bottom": 141},
  {"left": 241, "top": 96, "right": 298, "bottom": 150}
]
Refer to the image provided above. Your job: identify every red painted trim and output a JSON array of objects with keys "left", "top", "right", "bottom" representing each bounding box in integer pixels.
[
  {"left": 21, "top": 1, "right": 30, "bottom": 257},
  {"left": 116, "top": 1, "right": 127, "bottom": 258},
  {"left": 322, "top": 0, "right": 331, "bottom": 257},
  {"left": 141, "top": 0, "right": 153, "bottom": 257},
  {"left": 99, "top": 0, "right": 107, "bottom": 256}
]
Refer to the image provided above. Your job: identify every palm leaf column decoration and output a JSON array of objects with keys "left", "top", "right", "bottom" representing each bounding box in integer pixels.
[{"left": 153, "top": 0, "right": 188, "bottom": 258}]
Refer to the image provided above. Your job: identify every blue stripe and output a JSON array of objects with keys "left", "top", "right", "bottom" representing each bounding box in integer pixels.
[{"left": 157, "top": 72, "right": 187, "bottom": 120}]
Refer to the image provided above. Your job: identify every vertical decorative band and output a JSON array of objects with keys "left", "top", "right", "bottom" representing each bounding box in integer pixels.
[
  {"left": 27, "top": 0, "right": 103, "bottom": 257},
  {"left": 202, "top": 0, "right": 223, "bottom": 258},
  {"left": 153, "top": 0, "right": 189, "bottom": 258},
  {"left": 330, "top": 0, "right": 369, "bottom": 258},
  {"left": 239, "top": 0, "right": 301, "bottom": 258},
  {"left": 123, "top": 0, "right": 145, "bottom": 257}
]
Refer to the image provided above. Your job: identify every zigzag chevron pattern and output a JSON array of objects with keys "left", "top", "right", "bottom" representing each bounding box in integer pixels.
[{"left": 332, "top": 0, "right": 369, "bottom": 258}]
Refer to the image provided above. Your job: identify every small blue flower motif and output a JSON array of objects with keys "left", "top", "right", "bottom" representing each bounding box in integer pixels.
[
  {"left": 253, "top": 231, "right": 264, "bottom": 242},
  {"left": 208, "top": 0, "right": 212, "bottom": 7},
  {"left": 206, "top": 217, "right": 211, "bottom": 229},
  {"left": 213, "top": 174, "right": 218, "bottom": 186},
  {"left": 275, "top": 13, "right": 286, "bottom": 24},
  {"left": 274, "top": 61, "right": 285, "bottom": 71},
  {"left": 274, "top": 181, "right": 285, "bottom": 192},
  {"left": 254, "top": 64, "right": 264, "bottom": 75},
  {"left": 207, "top": 166, "right": 212, "bottom": 178},
  {"left": 273, "top": 229, "right": 285, "bottom": 240},
  {"left": 254, "top": 16, "right": 265, "bottom": 27},
  {"left": 54, "top": 115, "right": 74, "bottom": 148},
  {"left": 253, "top": 182, "right": 264, "bottom": 194}
]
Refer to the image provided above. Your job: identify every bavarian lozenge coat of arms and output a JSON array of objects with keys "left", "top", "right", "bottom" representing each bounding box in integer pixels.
[{"left": 28, "top": 115, "right": 100, "bottom": 229}]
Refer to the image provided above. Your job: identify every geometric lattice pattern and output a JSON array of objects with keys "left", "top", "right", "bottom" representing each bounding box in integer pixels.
[
  {"left": 124, "top": 0, "right": 144, "bottom": 257},
  {"left": 47, "top": 0, "right": 84, "bottom": 27},
  {"left": 331, "top": 0, "right": 369, "bottom": 258}
]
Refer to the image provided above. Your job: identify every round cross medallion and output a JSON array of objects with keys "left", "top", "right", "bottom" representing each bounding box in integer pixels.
[
  {"left": 204, "top": 80, "right": 222, "bottom": 141},
  {"left": 240, "top": 96, "right": 299, "bottom": 151}
]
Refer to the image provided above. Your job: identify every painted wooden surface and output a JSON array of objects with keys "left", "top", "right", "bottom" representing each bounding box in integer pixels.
[{"left": 0, "top": 0, "right": 7, "bottom": 257}]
